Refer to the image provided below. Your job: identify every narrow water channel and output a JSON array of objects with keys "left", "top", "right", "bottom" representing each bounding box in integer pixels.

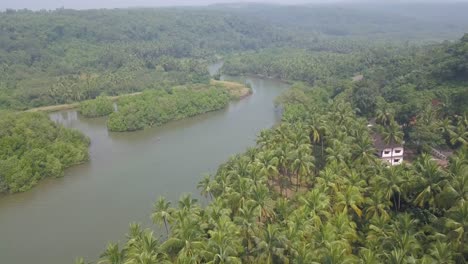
[{"left": 0, "top": 75, "right": 288, "bottom": 264}]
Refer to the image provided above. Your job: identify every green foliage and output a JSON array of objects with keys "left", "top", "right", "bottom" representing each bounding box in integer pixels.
[
  {"left": 225, "top": 35, "right": 467, "bottom": 149},
  {"left": 223, "top": 49, "right": 364, "bottom": 84},
  {"left": 0, "top": 8, "right": 288, "bottom": 110},
  {"left": 431, "top": 34, "right": 468, "bottom": 81},
  {"left": 85, "top": 31, "right": 467, "bottom": 263},
  {"left": 107, "top": 85, "right": 230, "bottom": 132},
  {"left": 352, "top": 80, "right": 378, "bottom": 116},
  {"left": 219, "top": 3, "right": 468, "bottom": 41},
  {"left": 79, "top": 96, "right": 114, "bottom": 118},
  {"left": 89, "top": 80, "right": 468, "bottom": 264},
  {"left": 0, "top": 112, "right": 89, "bottom": 193},
  {"left": 2, "top": 3, "right": 468, "bottom": 262},
  {"left": 2, "top": 4, "right": 467, "bottom": 111}
]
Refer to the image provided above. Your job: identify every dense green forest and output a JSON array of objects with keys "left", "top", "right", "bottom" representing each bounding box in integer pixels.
[
  {"left": 0, "top": 112, "right": 89, "bottom": 193},
  {"left": 223, "top": 34, "right": 468, "bottom": 150},
  {"left": 0, "top": 2, "right": 467, "bottom": 263},
  {"left": 82, "top": 36, "right": 467, "bottom": 263},
  {"left": 0, "top": 8, "right": 290, "bottom": 109},
  {"left": 74, "top": 33, "right": 467, "bottom": 264},
  {"left": 214, "top": 3, "right": 468, "bottom": 41},
  {"left": 107, "top": 85, "right": 231, "bottom": 132},
  {"left": 222, "top": 48, "right": 365, "bottom": 84},
  {"left": 1, "top": 3, "right": 468, "bottom": 110}
]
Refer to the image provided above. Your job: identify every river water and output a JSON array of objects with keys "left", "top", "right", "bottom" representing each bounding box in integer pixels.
[{"left": 0, "top": 74, "right": 288, "bottom": 264}]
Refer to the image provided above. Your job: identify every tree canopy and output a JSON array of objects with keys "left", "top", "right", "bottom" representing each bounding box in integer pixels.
[
  {"left": 88, "top": 70, "right": 467, "bottom": 264},
  {"left": 0, "top": 112, "right": 89, "bottom": 193},
  {"left": 107, "top": 85, "right": 231, "bottom": 132}
]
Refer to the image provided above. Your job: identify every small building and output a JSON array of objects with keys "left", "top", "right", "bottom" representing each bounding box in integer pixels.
[{"left": 372, "top": 133, "right": 404, "bottom": 166}]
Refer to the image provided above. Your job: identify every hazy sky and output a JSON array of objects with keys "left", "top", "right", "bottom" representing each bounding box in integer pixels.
[
  {"left": 1, "top": 0, "right": 465, "bottom": 10},
  {"left": 2, "top": 0, "right": 323, "bottom": 10}
]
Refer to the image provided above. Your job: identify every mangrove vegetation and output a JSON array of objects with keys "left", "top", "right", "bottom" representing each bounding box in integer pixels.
[{"left": 0, "top": 112, "right": 89, "bottom": 193}]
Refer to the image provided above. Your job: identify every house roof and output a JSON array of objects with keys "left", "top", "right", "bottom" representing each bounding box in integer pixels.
[
  {"left": 352, "top": 74, "right": 364, "bottom": 82},
  {"left": 372, "top": 132, "right": 403, "bottom": 152}
]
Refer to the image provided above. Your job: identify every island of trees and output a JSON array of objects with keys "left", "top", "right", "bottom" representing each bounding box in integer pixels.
[
  {"left": 106, "top": 82, "right": 248, "bottom": 132},
  {"left": 0, "top": 112, "right": 89, "bottom": 193}
]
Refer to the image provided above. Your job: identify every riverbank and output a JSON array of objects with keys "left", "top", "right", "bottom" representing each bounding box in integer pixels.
[
  {"left": 0, "top": 75, "right": 289, "bottom": 264},
  {"left": 25, "top": 92, "right": 143, "bottom": 113},
  {"left": 107, "top": 80, "right": 252, "bottom": 132},
  {"left": 25, "top": 79, "right": 250, "bottom": 113},
  {"left": 210, "top": 79, "right": 252, "bottom": 99}
]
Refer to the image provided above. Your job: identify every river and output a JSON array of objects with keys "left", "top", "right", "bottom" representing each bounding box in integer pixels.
[{"left": 0, "top": 74, "right": 288, "bottom": 264}]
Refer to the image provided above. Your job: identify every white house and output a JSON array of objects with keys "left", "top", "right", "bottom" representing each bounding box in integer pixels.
[{"left": 373, "top": 133, "right": 404, "bottom": 166}]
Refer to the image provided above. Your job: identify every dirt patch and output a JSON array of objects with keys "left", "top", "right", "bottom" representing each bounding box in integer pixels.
[
  {"left": 25, "top": 103, "right": 80, "bottom": 113},
  {"left": 210, "top": 79, "right": 252, "bottom": 99},
  {"left": 25, "top": 92, "right": 142, "bottom": 113}
]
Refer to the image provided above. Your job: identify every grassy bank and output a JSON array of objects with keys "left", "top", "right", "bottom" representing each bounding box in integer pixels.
[
  {"left": 210, "top": 79, "right": 252, "bottom": 99},
  {"left": 25, "top": 92, "right": 143, "bottom": 113},
  {"left": 26, "top": 79, "right": 250, "bottom": 113}
]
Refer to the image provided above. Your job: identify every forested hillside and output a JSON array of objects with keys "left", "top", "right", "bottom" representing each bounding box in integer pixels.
[
  {"left": 1, "top": 3, "right": 467, "bottom": 110},
  {"left": 215, "top": 3, "right": 468, "bottom": 40},
  {"left": 223, "top": 34, "right": 468, "bottom": 132},
  {"left": 0, "top": 8, "right": 290, "bottom": 109},
  {"left": 222, "top": 48, "right": 365, "bottom": 84}
]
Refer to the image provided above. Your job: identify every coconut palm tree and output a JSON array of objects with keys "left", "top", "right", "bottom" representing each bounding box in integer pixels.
[
  {"left": 444, "top": 201, "right": 468, "bottom": 256},
  {"left": 299, "top": 188, "right": 330, "bottom": 221},
  {"left": 330, "top": 209, "right": 358, "bottom": 243},
  {"left": 376, "top": 106, "right": 395, "bottom": 126},
  {"left": 352, "top": 134, "right": 376, "bottom": 166},
  {"left": 234, "top": 202, "right": 260, "bottom": 253},
  {"left": 178, "top": 194, "right": 199, "bottom": 214},
  {"left": 381, "top": 121, "right": 404, "bottom": 145},
  {"left": 375, "top": 166, "right": 404, "bottom": 210},
  {"left": 291, "top": 144, "right": 315, "bottom": 190},
  {"left": 161, "top": 215, "right": 205, "bottom": 262},
  {"left": 335, "top": 185, "right": 364, "bottom": 218},
  {"left": 428, "top": 241, "right": 455, "bottom": 264},
  {"left": 252, "top": 224, "right": 287, "bottom": 264},
  {"left": 198, "top": 174, "right": 214, "bottom": 200},
  {"left": 358, "top": 248, "right": 381, "bottom": 264},
  {"left": 308, "top": 121, "right": 322, "bottom": 145},
  {"left": 439, "top": 165, "right": 468, "bottom": 208},
  {"left": 365, "top": 191, "right": 391, "bottom": 221},
  {"left": 318, "top": 239, "right": 356, "bottom": 264},
  {"left": 384, "top": 248, "right": 407, "bottom": 264},
  {"left": 125, "top": 230, "right": 169, "bottom": 264},
  {"left": 413, "top": 154, "right": 447, "bottom": 209},
  {"left": 448, "top": 116, "right": 468, "bottom": 147},
  {"left": 253, "top": 150, "right": 279, "bottom": 186},
  {"left": 203, "top": 217, "right": 243, "bottom": 264},
  {"left": 74, "top": 258, "right": 88, "bottom": 264},
  {"left": 292, "top": 242, "right": 320, "bottom": 264},
  {"left": 151, "top": 197, "right": 172, "bottom": 235},
  {"left": 251, "top": 185, "right": 275, "bottom": 221},
  {"left": 98, "top": 243, "right": 125, "bottom": 264}
]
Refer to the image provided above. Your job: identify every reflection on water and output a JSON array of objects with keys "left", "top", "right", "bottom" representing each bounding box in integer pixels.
[{"left": 0, "top": 75, "right": 289, "bottom": 264}]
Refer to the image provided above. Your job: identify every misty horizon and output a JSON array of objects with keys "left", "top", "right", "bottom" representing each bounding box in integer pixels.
[{"left": 2, "top": 0, "right": 468, "bottom": 11}]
